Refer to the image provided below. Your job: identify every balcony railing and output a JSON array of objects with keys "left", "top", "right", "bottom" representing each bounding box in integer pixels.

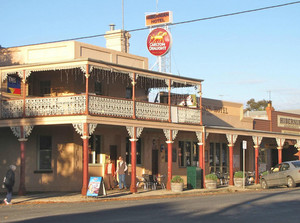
[{"left": 1, "top": 95, "right": 201, "bottom": 124}]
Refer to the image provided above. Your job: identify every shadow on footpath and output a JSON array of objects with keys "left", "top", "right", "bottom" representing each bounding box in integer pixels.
[{"left": 7, "top": 188, "right": 300, "bottom": 223}]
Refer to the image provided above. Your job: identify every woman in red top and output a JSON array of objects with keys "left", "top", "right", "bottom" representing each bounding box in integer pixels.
[{"left": 104, "top": 159, "right": 115, "bottom": 190}]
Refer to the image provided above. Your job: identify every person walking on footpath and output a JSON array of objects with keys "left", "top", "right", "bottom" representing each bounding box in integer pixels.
[
  {"left": 104, "top": 159, "right": 115, "bottom": 190},
  {"left": 3, "top": 165, "right": 16, "bottom": 205},
  {"left": 116, "top": 156, "right": 127, "bottom": 190}
]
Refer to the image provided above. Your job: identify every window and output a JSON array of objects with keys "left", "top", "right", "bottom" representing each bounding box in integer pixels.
[
  {"left": 89, "top": 135, "right": 101, "bottom": 164},
  {"left": 126, "top": 137, "right": 142, "bottom": 165},
  {"left": 38, "top": 136, "right": 52, "bottom": 170},
  {"left": 40, "top": 80, "right": 51, "bottom": 96},
  {"left": 164, "top": 148, "right": 177, "bottom": 163},
  {"left": 178, "top": 141, "right": 198, "bottom": 167},
  {"left": 209, "top": 142, "right": 228, "bottom": 173}
]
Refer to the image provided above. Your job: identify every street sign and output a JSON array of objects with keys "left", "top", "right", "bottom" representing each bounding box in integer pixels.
[{"left": 242, "top": 140, "right": 247, "bottom": 150}]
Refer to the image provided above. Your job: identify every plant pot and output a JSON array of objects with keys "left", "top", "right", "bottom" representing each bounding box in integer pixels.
[
  {"left": 234, "top": 178, "right": 245, "bottom": 187},
  {"left": 205, "top": 179, "right": 217, "bottom": 189},
  {"left": 171, "top": 182, "right": 184, "bottom": 192}
]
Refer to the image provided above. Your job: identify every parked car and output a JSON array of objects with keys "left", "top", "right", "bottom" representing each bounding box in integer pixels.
[{"left": 261, "top": 160, "right": 300, "bottom": 189}]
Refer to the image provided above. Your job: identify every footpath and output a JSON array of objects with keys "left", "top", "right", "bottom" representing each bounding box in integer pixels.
[{"left": 1, "top": 184, "right": 262, "bottom": 205}]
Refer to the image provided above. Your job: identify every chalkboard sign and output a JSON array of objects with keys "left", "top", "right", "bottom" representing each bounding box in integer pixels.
[{"left": 87, "top": 177, "right": 106, "bottom": 197}]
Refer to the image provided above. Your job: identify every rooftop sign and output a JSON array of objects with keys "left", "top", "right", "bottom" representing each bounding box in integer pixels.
[{"left": 145, "top": 11, "right": 173, "bottom": 27}]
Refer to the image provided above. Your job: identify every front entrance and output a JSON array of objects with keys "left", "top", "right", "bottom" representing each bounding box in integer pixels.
[
  {"left": 110, "top": 145, "right": 117, "bottom": 167},
  {"left": 152, "top": 150, "right": 158, "bottom": 175}
]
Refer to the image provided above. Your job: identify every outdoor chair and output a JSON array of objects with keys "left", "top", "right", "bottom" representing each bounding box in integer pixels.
[{"left": 142, "top": 174, "right": 157, "bottom": 190}]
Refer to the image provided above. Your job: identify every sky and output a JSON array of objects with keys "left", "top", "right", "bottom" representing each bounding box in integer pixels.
[{"left": 1, "top": 0, "right": 300, "bottom": 111}]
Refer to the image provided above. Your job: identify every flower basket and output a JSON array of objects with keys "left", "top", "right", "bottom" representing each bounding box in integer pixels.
[
  {"left": 171, "top": 175, "right": 184, "bottom": 192},
  {"left": 234, "top": 171, "right": 245, "bottom": 187},
  {"left": 205, "top": 173, "right": 217, "bottom": 189}
]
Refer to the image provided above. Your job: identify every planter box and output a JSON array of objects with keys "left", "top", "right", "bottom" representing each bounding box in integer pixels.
[
  {"left": 234, "top": 178, "right": 245, "bottom": 187},
  {"left": 205, "top": 179, "right": 217, "bottom": 189},
  {"left": 171, "top": 182, "right": 184, "bottom": 192}
]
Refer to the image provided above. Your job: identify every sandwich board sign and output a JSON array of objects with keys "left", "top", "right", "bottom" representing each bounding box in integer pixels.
[{"left": 86, "top": 176, "right": 106, "bottom": 197}]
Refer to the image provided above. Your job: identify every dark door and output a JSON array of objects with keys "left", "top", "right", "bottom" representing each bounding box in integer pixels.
[
  {"left": 110, "top": 145, "right": 117, "bottom": 166},
  {"left": 152, "top": 150, "right": 158, "bottom": 175}
]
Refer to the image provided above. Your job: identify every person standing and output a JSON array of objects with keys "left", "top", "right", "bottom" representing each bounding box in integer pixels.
[
  {"left": 116, "top": 156, "right": 127, "bottom": 190},
  {"left": 3, "top": 165, "right": 16, "bottom": 205},
  {"left": 104, "top": 159, "right": 115, "bottom": 190}
]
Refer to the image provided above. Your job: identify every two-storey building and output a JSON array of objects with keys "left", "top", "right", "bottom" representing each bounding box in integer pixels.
[{"left": 1, "top": 30, "right": 300, "bottom": 195}]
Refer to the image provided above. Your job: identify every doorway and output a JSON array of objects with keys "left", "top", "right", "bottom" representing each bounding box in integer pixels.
[
  {"left": 110, "top": 145, "right": 117, "bottom": 167},
  {"left": 152, "top": 150, "right": 158, "bottom": 175}
]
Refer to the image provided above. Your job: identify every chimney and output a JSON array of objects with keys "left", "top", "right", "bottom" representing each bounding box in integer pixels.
[
  {"left": 104, "top": 24, "right": 131, "bottom": 53},
  {"left": 266, "top": 100, "right": 275, "bottom": 131}
]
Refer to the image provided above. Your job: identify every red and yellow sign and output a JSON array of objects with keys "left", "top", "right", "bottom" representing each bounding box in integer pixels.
[
  {"left": 145, "top": 11, "right": 173, "bottom": 27},
  {"left": 147, "top": 28, "right": 172, "bottom": 56}
]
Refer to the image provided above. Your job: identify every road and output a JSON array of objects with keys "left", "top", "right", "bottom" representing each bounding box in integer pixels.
[{"left": 1, "top": 188, "right": 299, "bottom": 223}]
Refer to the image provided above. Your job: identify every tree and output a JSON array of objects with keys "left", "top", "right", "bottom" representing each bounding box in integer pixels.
[{"left": 245, "top": 98, "right": 268, "bottom": 111}]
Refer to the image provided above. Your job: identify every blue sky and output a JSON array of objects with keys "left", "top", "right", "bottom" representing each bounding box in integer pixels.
[{"left": 1, "top": 0, "right": 300, "bottom": 110}]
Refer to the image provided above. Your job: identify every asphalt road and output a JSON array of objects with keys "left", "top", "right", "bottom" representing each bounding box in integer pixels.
[{"left": 1, "top": 188, "right": 300, "bottom": 223}]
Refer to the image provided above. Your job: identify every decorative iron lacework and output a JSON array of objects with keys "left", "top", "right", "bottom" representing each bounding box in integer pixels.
[
  {"left": 72, "top": 123, "right": 97, "bottom": 136},
  {"left": 252, "top": 136, "right": 263, "bottom": 146},
  {"left": 1, "top": 100, "right": 23, "bottom": 118},
  {"left": 126, "top": 126, "right": 144, "bottom": 139},
  {"left": 276, "top": 138, "right": 285, "bottom": 147},
  {"left": 89, "top": 96, "right": 133, "bottom": 117},
  {"left": 177, "top": 107, "right": 200, "bottom": 124},
  {"left": 25, "top": 95, "right": 86, "bottom": 117},
  {"left": 295, "top": 140, "right": 300, "bottom": 149},
  {"left": 2, "top": 65, "right": 86, "bottom": 82},
  {"left": 10, "top": 125, "right": 34, "bottom": 139},
  {"left": 80, "top": 65, "right": 94, "bottom": 74},
  {"left": 226, "top": 134, "right": 238, "bottom": 145},
  {"left": 73, "top": 123, "right": 84, "bottom": 136},
  {"left": 163, "top": 129, "right": 178, "bottom": 141},
  {"left": 135, "top": 102, "right": 168, "bottom": 121}
]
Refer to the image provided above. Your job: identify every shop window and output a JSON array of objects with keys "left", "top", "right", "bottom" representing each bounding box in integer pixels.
[
  {"left": 259, "top": 149, "right": 266, "bottom": 163},
  {"left": 40, "top": 80, "right": 51, "bottom": 96},
  {"left": 38, "top": 136, "right": 52, "bottom": 170},
  {"left": 89, "top": 135, "right": 101, "bottom": 164},
  {"left": 126, "top": 137, "right": 142, "bottom": 165},
  {"left": 209, "top": 142, "right": 228, "bottom": 173},
  {"left": 178, "top": 141, "right": 198, "bottom": 167},
  {"left": 164, "top": 148, "right": 177, "bottom": 163}
]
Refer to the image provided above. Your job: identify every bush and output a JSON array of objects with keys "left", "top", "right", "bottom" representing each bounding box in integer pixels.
[
  {"left": 205, "top": 173, "right": 218, "bottom": 181},
  {"left": 261, "top": 171, "right": 268, "bottom": 176},
  {"left": 171, "top": 175, "right": 184, "bottom": 183},
  {"left": 234, "top": 171, "right": 244, "bottom": 178}
]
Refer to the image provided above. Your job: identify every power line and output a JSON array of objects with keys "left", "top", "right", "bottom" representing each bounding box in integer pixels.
[{"left": 7, "top": 1, "right": 300, "bottom": 47}]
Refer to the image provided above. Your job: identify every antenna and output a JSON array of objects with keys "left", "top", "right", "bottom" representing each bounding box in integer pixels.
[
  {"left": 122, "top": 0, "right": 124, "bottom": 30},
  {"left": 156, "top": 0, "right": 159, "bottom": 12},
  {"left": 267, "top": 90, "right": 272, "bottom": 101}
]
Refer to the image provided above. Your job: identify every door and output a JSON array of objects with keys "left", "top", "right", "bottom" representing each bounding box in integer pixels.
[
  {"left": 152, "top": 150, "right": 158, "bottom": 175},
  {"left": 278, "top": 163, "right": 290, "bottom": 185},
  {"left": 267, "top": 164, "right": 282, "bottom": 186},
  {"left": 110, "top": 145, "right": 117, "bottom": 167}
]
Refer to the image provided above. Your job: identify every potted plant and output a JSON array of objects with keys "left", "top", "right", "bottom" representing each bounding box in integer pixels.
[
  {"left": 205, "top": 173, "right": 218, "bottom": 189},
  {"left": 234, "top": 171, "right": 245, "bottom": 187},
  {"left": 171, "top": 175, "right": 184, "bottom": 192}
]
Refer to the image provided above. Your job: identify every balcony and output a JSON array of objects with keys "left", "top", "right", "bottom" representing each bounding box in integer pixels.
[{"left": 1, "top": 95, "right": 201, "bottom": 125}]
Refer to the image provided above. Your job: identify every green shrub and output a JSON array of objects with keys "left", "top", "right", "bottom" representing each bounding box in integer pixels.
[
  {"left": 205, "top": 173, "right": 218, "bottom": 181},
  {"left": 261, "top": 171, "right": 268, "bottom": 176},
  {"left": 234, "top": 171, "right": 244, "bottom": 178},
  {"left": 171, "top": 175, "right": 184, "bottom": 183}
]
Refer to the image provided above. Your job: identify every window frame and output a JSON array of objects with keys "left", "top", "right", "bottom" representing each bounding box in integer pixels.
[
  {"left": 88, "top": 135, "right": 102, "bottom": 164},
  {"left": 37, "top": 135, "right": 52, "bottom": 171}
]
